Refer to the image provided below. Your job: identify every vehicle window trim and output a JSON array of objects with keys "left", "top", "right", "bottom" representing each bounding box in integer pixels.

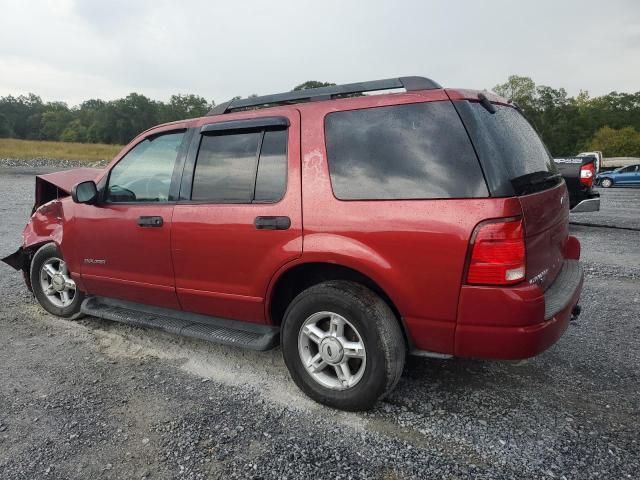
[
  {"left": 200, "top": 116, "right": 290, "bottom": 134},
  {"left": 251, "top": 131, "right": 266, "bottom": 202},
  {"left": 102, "top": 128, "right": 188, "bottom": 205}
]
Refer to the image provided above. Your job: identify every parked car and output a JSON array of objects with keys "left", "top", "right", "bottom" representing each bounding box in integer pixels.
[
  {"left": 553, "top": 156, "right": 600, "bottom": 212},
  {"left": 2, "top": 77, "right": 584, "bottom": 411},
  {"left": 596, "top": 164, "right": 640, "bottom": 187}
]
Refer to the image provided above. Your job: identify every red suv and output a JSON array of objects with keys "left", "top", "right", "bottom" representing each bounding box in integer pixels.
[{"left": 3, "top": 77, "right": 584, "bottom": 410}]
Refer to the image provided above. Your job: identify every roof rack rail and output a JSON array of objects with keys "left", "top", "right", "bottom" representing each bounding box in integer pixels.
[{"left": 207, "top": 76, "right": 441, "bottom": 115}]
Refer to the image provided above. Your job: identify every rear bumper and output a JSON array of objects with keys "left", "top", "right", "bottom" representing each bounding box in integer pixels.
[
  {"left": 454, "top": 260, "right": 584, "bottom": 359},
  {"left": 571, "top": 197, "right": 600, "bottom": 213},
  {"left": 569, "top": 187, "right": 599, "bottom": 212}
]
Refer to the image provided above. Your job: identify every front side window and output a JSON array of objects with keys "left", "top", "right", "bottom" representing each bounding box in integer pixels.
[
  {"left": 107, "top": 131, "right": 185, "bottom": 202},
  {"left": 324, "top": 102, "right": 488, "bottom": 200},
  {"left": 191, "top": 128, "right": 288, "bottom": 203}
]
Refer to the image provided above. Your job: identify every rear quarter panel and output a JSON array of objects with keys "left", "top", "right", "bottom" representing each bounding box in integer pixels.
[{"left": 297, "top": 94, "right": 523, "bottom": 353}]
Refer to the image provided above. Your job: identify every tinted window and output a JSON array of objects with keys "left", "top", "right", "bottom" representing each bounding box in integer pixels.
[
  {"left": 192, "top": 132, "right": 261, "bottom": 202},
  {"left": 191, "top": 129, "right": 288, "bottom": 203},
  {"left": 324, "top": 102, "right": 487, "bottom": 200},
  {"left": 454, "top": 102, "right": 558, "bottom": 196},
  {"left": 107, "top": 131, "right": 184, "bottom": 202},
  {"left": 254, "top": 130, "right": 288, "bottom": 202}
]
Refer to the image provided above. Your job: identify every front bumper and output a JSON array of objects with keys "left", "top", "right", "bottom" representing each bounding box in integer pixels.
[
  {"left": 454, "top": 260, "right": 584, "bottom": 359},
  {"left": 2, "top": 247, "right": 33, "bottom": 292},
  {"left": 1, "top": 247, "right": 29, "bottom": 270}
]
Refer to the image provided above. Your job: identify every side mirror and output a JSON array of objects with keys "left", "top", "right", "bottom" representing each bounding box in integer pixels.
[{"left": 71, "top": 180, "right": 98, "bottom": 204}]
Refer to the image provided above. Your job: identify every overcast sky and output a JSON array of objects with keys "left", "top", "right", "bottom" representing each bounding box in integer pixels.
[{"left": 0, "top": 0, "right": 638, "bottom": 106}]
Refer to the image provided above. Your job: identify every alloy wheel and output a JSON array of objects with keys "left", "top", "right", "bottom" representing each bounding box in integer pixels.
[
  {"left": 298, "top": 311, "right": 367, "bottom": 390},
  {"left": 39, "top": 257, "right": 77, "bottom": 308}
]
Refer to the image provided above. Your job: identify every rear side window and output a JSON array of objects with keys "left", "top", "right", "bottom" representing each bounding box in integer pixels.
[
  {"left": 324, "top": 102, "right": 488, "bottom": 200},
  {"left": 454, "top": 102, "right": 558, "bottom": 196},
  {"left": 191, "top": 129, "right": 288, "bottom": 203}
]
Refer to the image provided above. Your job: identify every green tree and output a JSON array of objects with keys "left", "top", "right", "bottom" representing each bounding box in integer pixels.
[
  {"left": 60, "top": 119, "right": 88, "bottom": 143},
  {"left": 292, "top": 81, "right": 336, "bottom": 91},
  {"left": 40, "top": 102, "right": 73, "bottom": 140},
  {"left": 160, "top": 94, "right": 211, "bottom": 122},
  {"left": 588, "top": 126, "right": 640, "bottom": 157},
  {"left": 0, "top": 93, "right": 45, "bottom": 139},
  {"left": 493, "top": 75, "right": 537, "bottom": 111},
  {"left": 0, "top": 113, "right": 14, "bottom": 137}
]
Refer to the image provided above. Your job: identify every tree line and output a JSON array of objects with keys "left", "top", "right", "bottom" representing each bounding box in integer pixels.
[
  {"left": 0, "top": 77, "right": 638, "bottom": 157},
  {"left": 0, "top": 93, "right": 212, "bottom": 146},
  {"left": 492, "top": 75, "right": 640, "bottom": 157}
]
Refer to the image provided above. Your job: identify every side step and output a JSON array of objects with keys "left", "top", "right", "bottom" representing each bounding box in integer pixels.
[{"left": 81, "top": 296, "right": 279, "bottom": 351}]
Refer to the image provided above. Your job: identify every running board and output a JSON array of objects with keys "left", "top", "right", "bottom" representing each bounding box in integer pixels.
[{"left": 81, "top": 296, "right": 279, "bottom": 351}]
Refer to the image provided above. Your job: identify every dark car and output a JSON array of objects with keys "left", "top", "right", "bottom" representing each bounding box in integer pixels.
[
  {"left": 2, "top": 77, "right": 584, "bottom": 411},
  {"left": 597, "top": 164, "right": 640, "bottom": 187}
]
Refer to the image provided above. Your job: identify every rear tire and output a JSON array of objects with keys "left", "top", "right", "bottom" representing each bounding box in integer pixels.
[
  {"left": 600, "top": 178, "right": 613, "bottom": 188},
  {"left": 30, "top": 243, "right": 84, "bottom": 318},
  {"left": 281, "top": 280, "right": 405, "bottom": 411}
]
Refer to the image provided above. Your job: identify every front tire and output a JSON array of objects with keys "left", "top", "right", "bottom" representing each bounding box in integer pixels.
[
  {"left": 600, "top": 178, "right": 613, "bottom": 188},
  {"left": 281, "top": 281, "right": 405, "bottom": 411},
  {"left": 30, "top": 243, "right": 84, "bottom": 318}
]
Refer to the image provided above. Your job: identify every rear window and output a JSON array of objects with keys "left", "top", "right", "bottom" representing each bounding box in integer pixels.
[
  {"left": 454, "top": 102, "right": 558, "bottom": 196},
  {"left": 324, "top": 102, "right": 488, "bottom": 200}
]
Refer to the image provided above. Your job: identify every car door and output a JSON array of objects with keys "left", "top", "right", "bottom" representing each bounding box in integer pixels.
[
  {"left": 617, "top": 166, "right": 635, "bottom": 185},
  {"left": 74, "top": 129, "right": 190, "bottom": 309},
  {"left": 632, "top": 165, "right": 640, "bottom": 184},
  {"left": 171, "top": 111, "right": 302, "bottom": 323}
]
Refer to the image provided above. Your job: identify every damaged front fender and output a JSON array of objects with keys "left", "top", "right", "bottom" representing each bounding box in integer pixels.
[
  {"left": 1, "top": 248, "right": 29, "bottom": 270},
  {"left": 1, "top": 198, "right": 67, "bottom": 292},
  {"left": 1, "top": 248, "right": 33, "bottom": 292}
]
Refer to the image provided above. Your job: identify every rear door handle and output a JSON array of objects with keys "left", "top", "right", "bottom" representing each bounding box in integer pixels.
[
  {"left": 137, "top": 216, "right": 163, "bottom": 227},
  {"left": 254, "top": 216, "right": 291, "bottom": 230}
]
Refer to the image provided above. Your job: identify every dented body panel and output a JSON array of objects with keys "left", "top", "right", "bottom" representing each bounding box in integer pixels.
[{"left": 34, "top": 168, "right": 102, "bottom": 211}]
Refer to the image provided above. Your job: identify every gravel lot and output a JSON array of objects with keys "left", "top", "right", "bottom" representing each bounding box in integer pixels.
[{"left": 0, "top": 166, "right": 638, "bottom": 479}]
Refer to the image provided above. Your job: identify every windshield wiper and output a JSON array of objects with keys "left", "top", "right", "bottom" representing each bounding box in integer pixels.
[{"left": 511, "top": 171, "right": 562, "bottom": 195}]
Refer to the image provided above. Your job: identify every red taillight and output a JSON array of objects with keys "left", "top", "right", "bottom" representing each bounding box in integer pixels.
[
  {"left": 580, "top": 163, "right": 595, "bottom": 188},
  {"left": 466, "top": 218, "right": 526, "bottom": 286}
]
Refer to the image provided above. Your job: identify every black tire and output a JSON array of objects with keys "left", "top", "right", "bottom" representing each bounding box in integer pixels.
[
  {"left": 281, "top": 280, "right": 405, "bottom": 411},
  {"left": 600, "top": 178, "right": 613, "bottom": 188},
  {"left": 30, "top": 243, "right": 84, "bottom": 318}
]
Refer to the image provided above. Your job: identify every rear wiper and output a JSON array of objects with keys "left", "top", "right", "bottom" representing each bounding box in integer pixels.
[
  {"left": 478, "top": 92, "right": 497, "bottom": 114},
  {"left": 511, "top": 171, "right": 562, "bottom": 195}
]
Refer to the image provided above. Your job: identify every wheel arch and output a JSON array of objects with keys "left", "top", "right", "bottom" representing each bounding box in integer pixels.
[
  {"left": 599, "top": 176, "right": 614, "bottom": 185},
  {"left": 266, "top": 261, "right": 412, "bottom": 347}
]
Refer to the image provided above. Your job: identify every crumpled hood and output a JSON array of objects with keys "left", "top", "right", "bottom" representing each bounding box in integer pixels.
[
  {"left": 36, "top": 167, "right": 103, "bottom": 193},
  {"left": 34, "top": 167, "right": 103, "bottom": 210}
]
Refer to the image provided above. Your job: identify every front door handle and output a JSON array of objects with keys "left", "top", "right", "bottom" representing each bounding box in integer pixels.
[
  {"left": 137, "top": 216, "right": 163, "bottom": 227},
  {"left": 254, "top": 216, "right": 291, "bottom": 230}
]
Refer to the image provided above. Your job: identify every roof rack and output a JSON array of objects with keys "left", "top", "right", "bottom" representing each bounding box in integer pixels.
[{"left": 207, "top": 76, "right": 441, "bottom": 115}]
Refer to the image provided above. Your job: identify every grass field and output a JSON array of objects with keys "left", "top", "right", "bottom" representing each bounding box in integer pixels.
[{"left": 0, "top": 138, "right": 122, "bottom": 162}]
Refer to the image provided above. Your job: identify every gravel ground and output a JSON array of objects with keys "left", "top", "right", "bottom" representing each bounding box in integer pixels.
[{"left": 0, "top": 165, "right": 638, "bottom": 479}]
